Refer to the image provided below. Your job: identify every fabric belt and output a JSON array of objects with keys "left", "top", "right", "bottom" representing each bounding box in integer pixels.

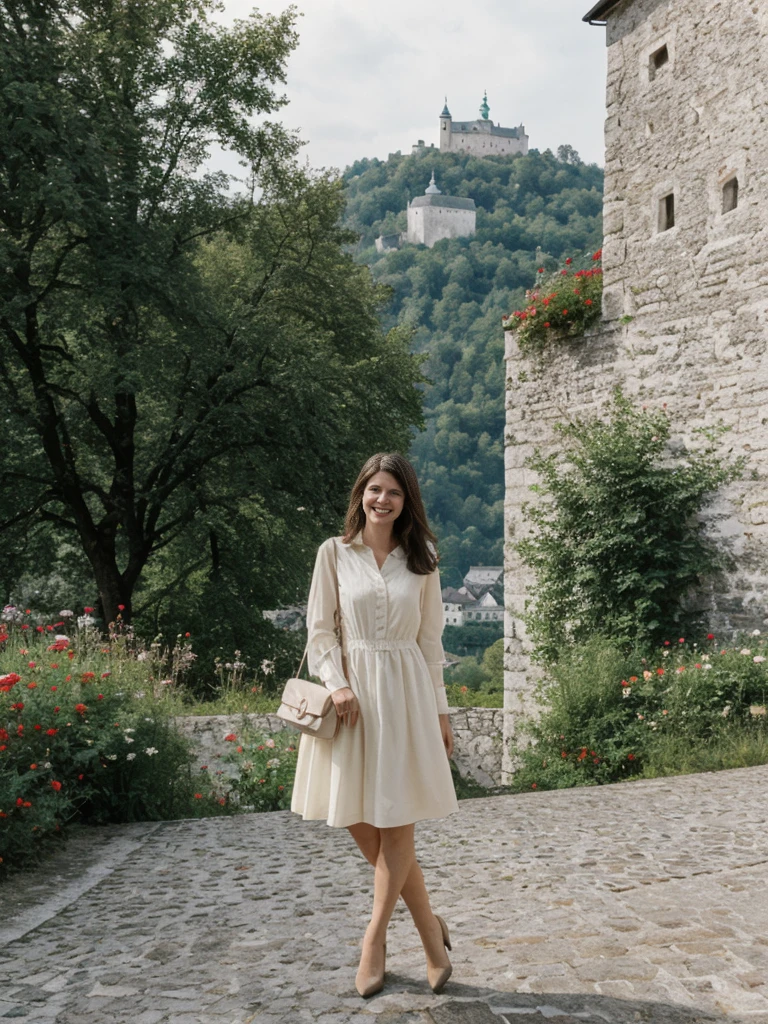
[{"left": 346, "top": 638, "right": 419, "bottom": 652}]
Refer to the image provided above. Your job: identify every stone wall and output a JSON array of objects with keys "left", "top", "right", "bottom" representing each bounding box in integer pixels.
[
  {"left": 502, "top": 0, "right": 768, "bottom": 783},
  {"left": 174, "top": 707, "right": 505, "bottom": 787}
]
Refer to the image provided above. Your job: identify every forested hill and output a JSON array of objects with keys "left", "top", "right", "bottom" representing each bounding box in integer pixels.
[{"left": 341, "top": 148, "right": 603, "bottom": 583}]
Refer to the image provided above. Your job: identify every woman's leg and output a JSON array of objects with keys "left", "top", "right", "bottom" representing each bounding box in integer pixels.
[{"left": 349, "top": 823, "right": 450, "bottom": 975}]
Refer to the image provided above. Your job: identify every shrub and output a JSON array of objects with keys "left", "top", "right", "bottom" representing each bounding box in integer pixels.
[
  {"left": 509, "top": 632, "right": 768, "bottom": 792},
  {"left": 516, "top": 389, "right": 745, "bottom": 664},
  {"left": 0, "top": 615, "right": 230, "bottom": 874},
  {"left": 221, "top": 728, "right": 300, "bottom": 812},
  {"left": 502, "top": 249, "right": 603, "bottom": 353}
]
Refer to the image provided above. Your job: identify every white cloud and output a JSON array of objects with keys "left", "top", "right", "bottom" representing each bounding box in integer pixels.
[{"left": 209, "top": 0, "right": 608, "bottom": 177}]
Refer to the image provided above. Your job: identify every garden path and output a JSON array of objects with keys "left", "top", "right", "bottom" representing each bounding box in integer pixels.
[{"left": 1, "top": 765, "right": 768, "bottom": 1024}]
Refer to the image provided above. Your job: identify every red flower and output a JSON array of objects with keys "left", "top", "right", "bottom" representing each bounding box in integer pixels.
[
  {"left": 544, "top": 322, "right": 551, "bottom": 328},
  {"left": 30, "top": 764, "right": 37, "bottom": 770},
  {"left": 74, "top": 703, "right": 87, "bottom": 715},
  {"left": 34, "top": 724, "right": 42, "bottom": 730},
  {"left": 707, "top": 633, "right": 715, "bottom": 640},
  {"left": 68, "top": 651, "right": 75, "bottom": 660},
  {"left": 678, "top": 638, "right": 685, "bottom": 644},
  {"left": 194, "top": 793, "right": 203, "bottom": 799},
  {"left": 36, "top": 625, "right": 44, "bottom": 633},
  {"left": 585, "top": 299, "right": 593, "bottom": 305},
  {"left": 531, "top": 783, "right": 537, "bottom": 789},
  {"left": 27, "top": 682, "right": 37, "bottom": 689},
  {"left": 620, "top": 679, "right": 630, "bottom": 687},
  {"left": 81, "top": 672, "right": 96, "bottom": 682},
  {"left": 224, "top": 733, "right": 237, "bottom": 742},
  {"left": 592, "top": 249, "right": 602, "bottom": 260},
  {"left": 65, "top": 675, "right": 71, "bottom": 682},
  {"left": 50, "top": 780, "right": 62, "bottom": 792},
  {"left": 28, "top": 661, "right": 35, "bottom": 668},
  {"left": 537, "top": 267, "right": 544, "bottom": 273},
  {"left": 185, "top": 632, "right": 190, "bottom": 638},
  {"left": 16, "top": 797, "right": 23, "bottom": 807},
  {"left": 97, "top": 694, "right": 104, "bottom": 700},
  {"left": 50, "top": 686, "right": 57, "bottom": 692},
  {"left": 218, "top": 797, "right": 226, "bottom": 806},
  {"left": 54, "top": 706, "right": 60, "bottom": 712},
  {"left": 84, "top": 606, "right": 94, "bottom": 613},
  {"left": 236, "top": 746, "right": 243, "bottom": 753},
  {"left": 47, "top": 728, "right": 58, "bottom": 736},
  {"left": 560, "top": 269, "right": 568, "bottom": 276},
  {"left": 664, "top": 640, "right": 670, "bottom": 646},
  {"left": 23, "top": 801, "right": 31, "bottom": 808},
  {"left": 562, "top": 309, "right": 568, "bottom": 315},
  {"left": 78, "top": 774, "right": 84, "bottom": 780},
  {"left": 117, "top": 604, "right": 125, "bottom": 611},
  {"left": 627, "top": 753, "right": 635, "bottom": 761},
  {"left": 10, "top": 702, "right": 24, "bottom": 711},
  {"left": 656, "top": 668, "right": 664, "bottom": 676},
  {"left": 565, "top": 257, "right": 572, "bottom": 265}
]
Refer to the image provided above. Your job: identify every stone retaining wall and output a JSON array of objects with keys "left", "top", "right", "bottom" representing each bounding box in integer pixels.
[{"left": 174, "top": 706, "right": 504, "bottom": 787}]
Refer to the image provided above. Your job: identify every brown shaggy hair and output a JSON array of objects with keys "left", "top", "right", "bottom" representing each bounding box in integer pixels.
[{"left": 341, "top": 453, "right": 439, "bottom": 575}]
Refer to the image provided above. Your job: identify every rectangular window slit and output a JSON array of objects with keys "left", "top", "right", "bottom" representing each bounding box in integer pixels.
[
  {"left": 649, "top": 44, "right": 669, "bottom": 80},
  {"left": 658, "top": 192, "right": 675, "bottom": 232},
  {"left": 722, "top": 177, "right": 738, "bottom": 213}
]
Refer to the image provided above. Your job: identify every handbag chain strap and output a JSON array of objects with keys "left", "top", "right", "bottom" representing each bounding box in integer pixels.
[{"left": 294, "top": 537, "right": 342, "bottom": 680}]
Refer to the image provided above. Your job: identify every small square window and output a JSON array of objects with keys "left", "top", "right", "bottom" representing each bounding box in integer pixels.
[
  {"left": 722, "top": 177, "right": 739, "bottom": 213},
  {"left": 649, "top": 44, "right": 669, "bottom": 80},
  {"left": 658, "top": 192, "right": 675, "bottom": 232}
]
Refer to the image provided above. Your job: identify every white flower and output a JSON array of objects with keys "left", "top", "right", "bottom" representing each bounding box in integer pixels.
[
  {"left": 106, "top": 754, "right": 118, "bottom": 761},
  {"left": 136, "top": 651, "right": 148, "bottom": 662},
  {"left": 622, "top": 688, "right": 631, "bottom": 698},
  {"left": 126, "top": 752, "right": 136, "bottom": 761},
  {"left": 637, "top": 714, "right": 644, "bottom": 720},
  {"left": 124, "top": 728, "right": 135, "bottom": 734},
  {"left": 265, "top": 738, "right": 276, "bottom": 748},
  {"left": 753, "top": 629, "right": 761, "bottom": 636},
  {"left": 134, "top": 691, "right": 145, "bottom": 699},
  {"left": 55, "top": 634, "right": 70, "bottom": 642},
  {"left": 160, "top": 679, "right": 172, "bottom": 686},
  {"left": 59, "top": 610, "right": 74, "bottom": 617},
  {"left": 754, "top": 656, "right": 766, "bottom": 664},
  {"left": 145, "top": 747, "right": 159, "bottom": 756},
  {"left": 721, "top": 705, "right": 731, "bottom": 717},
  {"left": 124, "top": 737, "right": 135, "bottom": 744},
  {"left": 43, "top": 762, "right": 51, "bottom": 769},
  {"left": 704, "top": 664, "right": 713, "bottom": 670},
  {"left": 266, "top": 758, "right": 281, "bottom": 769},
  {"left": 261, "top": 659, "right": 275, "bottom": 675},
  {"left": 662, "top": 650, "right": 669, "bottom": 658},
  {"left": 740, "top": 648, "right": 752, "bottom": 656}
]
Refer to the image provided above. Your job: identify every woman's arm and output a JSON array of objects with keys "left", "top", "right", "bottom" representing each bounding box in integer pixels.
[
  {"left": 416, "top": 565, "right": 451, "bottom": 715},
  {"left": 305, "top": 539, "right": 349, "bottom": 693}
]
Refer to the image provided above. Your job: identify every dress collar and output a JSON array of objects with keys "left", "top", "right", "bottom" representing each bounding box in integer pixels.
[{"left": 350, "top": 529, "right": 405, "bottom": 559}]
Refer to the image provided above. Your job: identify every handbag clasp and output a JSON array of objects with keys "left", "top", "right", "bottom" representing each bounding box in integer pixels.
[{"left": 296, "top": 696, "right": 309, "bottom": 719}]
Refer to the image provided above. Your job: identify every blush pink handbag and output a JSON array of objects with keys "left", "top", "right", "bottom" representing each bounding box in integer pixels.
[{"left": 277, "top": 539, "right": 345, "bottom": 740}]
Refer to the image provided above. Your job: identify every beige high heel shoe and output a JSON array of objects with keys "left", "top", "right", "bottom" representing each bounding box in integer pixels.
[
  {"left": 426, "top": 913, "right": 453, "bottom": 993},
  {"left": 355, "top": 938, "right": 386, "bottom": 998}
]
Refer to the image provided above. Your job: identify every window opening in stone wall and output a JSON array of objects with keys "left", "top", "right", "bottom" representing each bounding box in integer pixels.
[
  {"left": 722, "top": 177, "right": 739, "bottom": 214},
  {"left": 658, "top": 192, "right": 675, "bottom": 232},
  {"left": 649, "top": 44, "right": 669, "bottom": 80}
]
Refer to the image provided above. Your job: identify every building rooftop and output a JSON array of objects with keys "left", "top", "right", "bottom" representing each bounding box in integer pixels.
[
  {"left": 582, "top": 0, "right": 623, "bottom": 23},
  {"left": 409, "top": 194, "right": 476, "bottom": 211}
]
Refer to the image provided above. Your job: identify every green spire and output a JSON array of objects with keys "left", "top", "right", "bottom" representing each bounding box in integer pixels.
[{"left": 480, "top": 90, "right": 490, "bottom": 120}]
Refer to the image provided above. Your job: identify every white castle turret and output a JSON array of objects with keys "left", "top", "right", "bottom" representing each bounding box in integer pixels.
[
  {"left": 406, "top": 171, "right": 476, "bottom": 247},
  {"left": 413, "top": 94, "right": 529, "bottom": 158}
]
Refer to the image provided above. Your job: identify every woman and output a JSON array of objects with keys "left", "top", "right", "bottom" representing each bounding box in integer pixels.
[{"left": 290, "top": 452, "right": 459, "bottom": 998}]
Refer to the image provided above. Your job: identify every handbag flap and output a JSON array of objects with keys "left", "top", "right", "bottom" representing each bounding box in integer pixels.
[{"left": 282, "top": 677, "right": 334, "bottom": 718}]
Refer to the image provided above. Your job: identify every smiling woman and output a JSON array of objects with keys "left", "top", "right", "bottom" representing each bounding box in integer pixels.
[{"left": 290, "top": 451, "right": 457, "bottom": 998}]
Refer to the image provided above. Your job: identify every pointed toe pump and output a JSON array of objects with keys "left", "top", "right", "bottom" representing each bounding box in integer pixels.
[
  {"left": 355, "top": 940, "right": 386, "bottom": 998},
  {"left": 427, "top": 914, "right": 453, "bottom": 993}
]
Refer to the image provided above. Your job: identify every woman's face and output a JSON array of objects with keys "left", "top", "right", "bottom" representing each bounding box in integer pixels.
[{"left": 362, "top": 470, "right": 406, "bottom": 528}]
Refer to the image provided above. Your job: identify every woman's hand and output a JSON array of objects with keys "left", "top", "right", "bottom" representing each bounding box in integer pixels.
[
  {"left": 439, "top": 713, "right": 454, "bottom": 759},
  {"left": 330, "top": 686, "right": 360, "bottom": 728}
]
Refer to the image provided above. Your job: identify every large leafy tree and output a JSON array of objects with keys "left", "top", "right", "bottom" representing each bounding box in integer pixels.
[{"left": 0, "top": 1, "right": 426, "bottom": 632}]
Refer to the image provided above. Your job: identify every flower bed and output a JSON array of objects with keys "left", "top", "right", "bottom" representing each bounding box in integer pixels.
[
  {"left": 503, "top": 250, "right": 603, "bottom": 354},
  {"left": 0, "top": 609, "right": 231, "bottom": 874},
  {"left": 509, "top": 632, "right": 768, "bottom": 791}
]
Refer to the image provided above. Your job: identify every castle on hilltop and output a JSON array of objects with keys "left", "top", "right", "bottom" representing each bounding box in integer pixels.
[
  {"left": 412, "top": 93, "right": 529, "bottom": 158},
  {"left": 375, "top": 172, "right": 476, "bottom": 252}
]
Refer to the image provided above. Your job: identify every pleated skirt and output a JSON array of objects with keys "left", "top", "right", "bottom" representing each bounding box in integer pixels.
[{"left": 290, "top": 643, "right": 459, "bottom": 828}]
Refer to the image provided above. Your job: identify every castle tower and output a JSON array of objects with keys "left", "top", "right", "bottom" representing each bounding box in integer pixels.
[
  {"left": 406, "top": 172, "right": 476, "bottom": 248},
  {"left": 502, "top": 0, "right": 768, "bottom": 781},
  {"left": 439, "top": 99, "right": 452, "bottom": 152}
]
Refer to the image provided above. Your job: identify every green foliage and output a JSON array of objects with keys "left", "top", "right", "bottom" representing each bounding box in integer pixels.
[
  {"left": 516, "top": 389, "right": 746, "bottom": 663},
  {"left": 0, "top": 624, "right": 229, "bottom": 874},
  {"left": 503, "top": 251, "right": 603, "bottom": 353},
  {"left": 221, "top": 728, "right": 299, "bottom": 812},
  {"left": 508, "top": 634, "right": 768, "bottom": 792},
  {"left": 444, "top": 621, "right": 504, "bottom": 658},
  {"left": 342, "top": 148, "right": 603, "bottom": 581},
  {"left": 0, "top": 1, "right": 427, "bottom": 676}
]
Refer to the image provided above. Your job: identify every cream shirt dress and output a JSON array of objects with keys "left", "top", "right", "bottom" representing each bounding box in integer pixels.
[{"left": 290, "top": 531, "right": 459, "bottom": 828}]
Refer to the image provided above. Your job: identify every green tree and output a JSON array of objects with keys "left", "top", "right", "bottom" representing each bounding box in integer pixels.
[
  {"left": 516, "top": 389, "right": 746, "bottom": 663},
  {"left": 0, "top": 1, "right": 426, "bottom": 637}
]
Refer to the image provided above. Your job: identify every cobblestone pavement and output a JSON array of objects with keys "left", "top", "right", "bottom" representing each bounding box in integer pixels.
[{"left": 1, "top": 765, "right": 768, "bottom": 1024}]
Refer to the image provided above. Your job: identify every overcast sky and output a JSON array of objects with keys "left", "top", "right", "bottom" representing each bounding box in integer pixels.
[{"left": 210, "top": 0, "right": 609, "bottom": 181}]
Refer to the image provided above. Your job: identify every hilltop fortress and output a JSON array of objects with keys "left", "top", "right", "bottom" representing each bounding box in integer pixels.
[
  {"left": 502, "top": 0, "right": 768, "bottom": 781},
  {"left": 413, "top": 93, "right": 529, "bottom": 158}
]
